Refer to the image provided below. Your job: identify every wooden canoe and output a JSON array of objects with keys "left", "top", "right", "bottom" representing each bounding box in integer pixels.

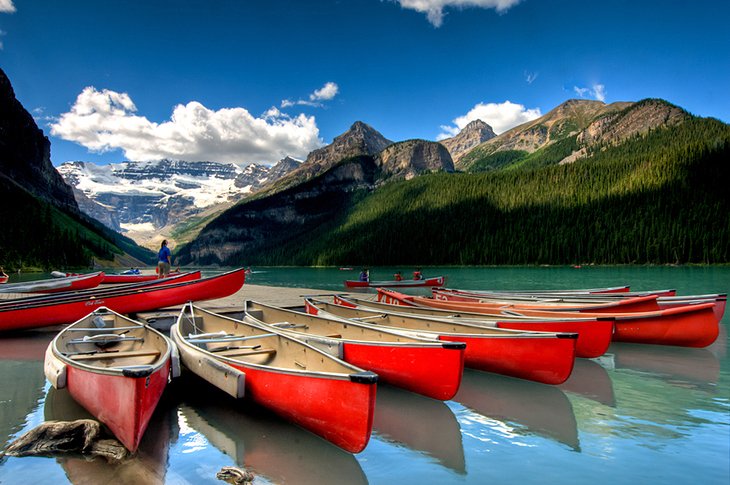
[
  {"left": 344, "top": 276, "right": 445, "bottom": 288},
  {"left": 172, "top": 303, "right": 378, "bottom": 454},
  {"left": 0, "top": 269, "right": 242, "bottom": 332},
  {"left": 43, "top": 307, "right": 175, "bottom": 452},
  {"left": 0, "top": 271, "right": 104, "bottom": 294},
  {"left": 406, "top": 293, "right": 720, "bottom": 348},
  {"left": 374, "top": 289, "right": 615, "bottom": 358},
  {"left": 305, "top": 297, "right": 578, "bottom": 385},
  {"left": 244, "top": 300, "right": 466, "bottom": 400}
]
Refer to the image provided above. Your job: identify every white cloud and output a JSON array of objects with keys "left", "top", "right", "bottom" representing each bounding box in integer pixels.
[
  {"left": 50, "top": 87, "right": 324, "bottom": 164},
  {"left": 437, "top": 100, "right": 542, "bottom": 139},
  {"left": 281, "top": 81, "right": 340, "bottom": 108},
  {"left": 395, "top": 0, "right": 522, "bottom": 27},
  {"left": 0, "top": 0, "right": 15, "bottom": 14},
  {"left": 525, "top": 71, "right": 538, "bottom": 84},
  {"left": 310, "top": 82, "right": 339, "bottom": 101},
  {"left": 573, "top": 84, "right": 606, "bottom": 102}
]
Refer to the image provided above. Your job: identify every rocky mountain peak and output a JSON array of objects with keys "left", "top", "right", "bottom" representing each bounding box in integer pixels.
[
  {"left": 439, "top": 118, "right": 497, "bottom": 163},
  {"left": 0, "top": 68, "right": 77, "bottom": 211},
  {"left": 376, "top": 140, "right": 454, "bottom": 180},
  {"left": 261, "top": 122, "right": 393, "bottom": 195}
]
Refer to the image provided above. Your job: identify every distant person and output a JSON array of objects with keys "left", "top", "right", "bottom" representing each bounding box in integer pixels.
[
  {"left": 359, "top": 268, "right": 369, "bottom": 282},
  {"left": 157, "top": 240, "right": 172, "bottom": 278},
  {"left": 413, "top": 269, "right": 423, "bottom": 280},
  {"left": 394, "top": 271, "right": 403, "bottom": 281}
]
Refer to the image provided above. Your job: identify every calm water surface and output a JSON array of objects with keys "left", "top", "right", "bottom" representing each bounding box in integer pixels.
[{"left": 0, "top": 266, "right": 728, "bottom": 484}]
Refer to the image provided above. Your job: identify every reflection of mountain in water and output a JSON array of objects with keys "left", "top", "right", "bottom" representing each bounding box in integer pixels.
[
  {"left": 373, "top": 384, "right": 465, "bottom": 474},
  {"left": 176, "top": 376, "right": 367, "bottom": 485},
  {"left": 559, "top": 358, "right": 616, "bottom": 407},
  {"left": 44, "top": 386, "right": 177, "bottom": 484},
  {"left": 454, "top": 370, "right": 580, "bottom": 451},
  {"left": 0, "top": 333, "right": 51, "bottom": 449}
]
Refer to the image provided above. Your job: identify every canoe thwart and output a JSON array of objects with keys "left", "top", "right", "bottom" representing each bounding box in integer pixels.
[
  {"left": 186, "top": 333, "right": 276, "bottom": 344},
  {"left": 217, "top": 347, "right": 277, "bottom": 358},
  {"left": 69, "top": 350, "right": 161, "bottom": 361}
]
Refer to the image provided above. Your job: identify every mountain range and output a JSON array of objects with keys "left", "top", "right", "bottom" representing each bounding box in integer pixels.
[
  {"left": 1, "top": 64, "right": 728, "bottom": 269},
  {"left": 57, "top": 156, "right": 300, "bottom": 248}
]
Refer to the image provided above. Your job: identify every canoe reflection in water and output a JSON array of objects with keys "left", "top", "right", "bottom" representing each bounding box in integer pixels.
[
  {"left": 373, "top": 384, "right": 465, "bottom": 474},
  {"left": 43, "top": 386, "right": 177, "bottom": 485},
  {"left": 177, "top": 376, "right": 368, "bottom": 485},
  {"left": 559, "top": 358, "right": 616, "bottom": 407},
  {"left": 605, "top": 342, "right": 721, "bottom": 391},
  {"left": 454, "top": 370, "right": 580, "bottom": 451}
]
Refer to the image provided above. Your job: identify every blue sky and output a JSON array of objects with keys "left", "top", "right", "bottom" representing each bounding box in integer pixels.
[{"left": 1, "top": 0, "right": 728, "bottom": 166}]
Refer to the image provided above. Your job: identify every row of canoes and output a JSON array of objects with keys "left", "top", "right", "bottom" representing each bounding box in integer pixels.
[
  {"left": 39, "top": 281, "right": 724, "bottom": 455},
  {"left": 2, "top": 269, "right": 187, "bottom": 294}
]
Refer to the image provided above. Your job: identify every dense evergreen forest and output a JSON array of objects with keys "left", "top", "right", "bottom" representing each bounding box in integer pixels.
[
  {"left": 0, "top": 177, "right": 155, "bottom": 270},
  {"left": 218, "top": 117, "right": 729, "bottom": 266}
]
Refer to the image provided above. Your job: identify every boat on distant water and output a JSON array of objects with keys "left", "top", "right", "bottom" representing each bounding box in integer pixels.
[
  {"left": 0, "top": 271, "right": 104, "bottom": 294},
  {"left": 344, "top": 275, "right": 445, "bottom": 288},
  {"left": 0, "top": 268, "right": 243, "bottom": 332},
  {"left": 43, "top": 307, "right": 175, "bottom": 452},
  {"left": 171, "top": 303, "right": 378, "bottom": 453}
]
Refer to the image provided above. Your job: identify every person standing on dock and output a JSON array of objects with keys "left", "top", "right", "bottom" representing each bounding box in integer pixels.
[{"left": 157, "top": 240, "right": 172, "bottom": 278}]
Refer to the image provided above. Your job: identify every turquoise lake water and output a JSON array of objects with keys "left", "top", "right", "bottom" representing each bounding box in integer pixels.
[{"left": 0, "top": 266, "right": 728, "bottom": 484}]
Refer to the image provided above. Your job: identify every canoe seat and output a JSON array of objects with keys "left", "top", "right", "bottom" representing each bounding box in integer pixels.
[
  {"left": 69, "top": 350, "right": 161, "bottom": 361},
  {"left": 217, "top": 347, "right": 276, "bottom": 358}
]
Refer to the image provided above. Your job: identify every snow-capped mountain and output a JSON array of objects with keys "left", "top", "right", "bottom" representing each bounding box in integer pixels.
[{"left": 57, "top": 157, "right": 300, "bottom": 247}]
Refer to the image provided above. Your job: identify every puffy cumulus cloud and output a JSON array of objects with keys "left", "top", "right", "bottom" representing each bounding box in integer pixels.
[
  {"left": 281, "top": 81, "right": 340, "bottom": 108},
  {"left": 0, "top": 0, "right": 16, "bottom": 14},
  {"left": 573, "top": 84, "right": 606, "bottom": 102},
  {"left": 50, "top": 87, "right": 323, "bottom": 164},
  {"left": 395, "top": 0, "right": 522, "bottom": 27},
  {"left": 437, "top": 100, "right": 541, "bottom": 139},
  {"left": 310, "top": 82, "right": 339, "bottom": 101}
]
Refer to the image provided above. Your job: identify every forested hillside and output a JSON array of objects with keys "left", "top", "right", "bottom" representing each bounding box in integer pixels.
[{"left": 200, "top": 115, "right": 729, "bottom": 266}]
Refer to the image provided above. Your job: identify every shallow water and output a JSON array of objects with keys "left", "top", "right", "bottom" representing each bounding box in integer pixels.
[{"left": 0, "top": 266, "right": 728, "bottom": 484}]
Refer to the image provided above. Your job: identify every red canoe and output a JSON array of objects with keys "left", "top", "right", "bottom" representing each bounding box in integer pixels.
[
  {"left": 0, "top": 269, "right": 243, "bottom": 332},
  {"left": 398, "top": 291, "right": 720, "bottom": 348},
  {"left": 172, "top": 303, "right": 378, "bottom": 453},
  {"left": 376, "top": 289, "right": 615, "bottom": 358},
  {"left": 306, "top": 297, "right": 578, "bottom": 385},
  {"left": 102, "top": 270, "right": 184, "bottom": 284},
  {"left": 0, "top": 272, "right": 104, "bottom": 294},
  {"left": 245, "top": 300, "right": 466, "bottom": 400},
  {"left": 344, "top": 276, "right": 445, "bottom": 288},
  {"left": 431, "top": 288, "right": 662, "bottom": 313},
  {"left": 0, "top": 271, "right": 8, "bottom": 284},
  {"left": 44, "top": 307, "right": 174, "bottom": 451}
]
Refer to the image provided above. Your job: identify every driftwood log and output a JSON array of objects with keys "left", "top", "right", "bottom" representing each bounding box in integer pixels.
[
  {"left": 216, "top": 466, "right": 255, "bottom": 484},
  {"left": 2, "top": 419, "right": 128, "bottom": 461}
]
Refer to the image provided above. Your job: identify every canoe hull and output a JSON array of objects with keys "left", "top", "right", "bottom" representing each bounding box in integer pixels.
[
  {"left": 341, "top": 341, "right": 464, "bottom": 400},
  {"left": 65, "top": 360, "right": 169, "bottom": 452},
  {"left": 227, "top": 361, "right": 376, "bottom": 453},
  {"left": 437, "top": 333, "right": 576, "bottom": 385}
]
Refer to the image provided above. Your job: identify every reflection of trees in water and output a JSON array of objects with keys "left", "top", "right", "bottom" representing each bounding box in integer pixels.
[{"left": 0, "top": 359, "right": 46, "bottom": 450}]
